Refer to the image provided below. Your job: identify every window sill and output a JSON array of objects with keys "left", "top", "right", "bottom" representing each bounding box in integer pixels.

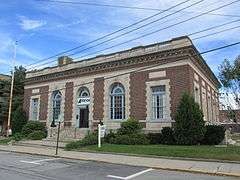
[{"left": 147, "top": 120, "right": 174, "bottom": 123}]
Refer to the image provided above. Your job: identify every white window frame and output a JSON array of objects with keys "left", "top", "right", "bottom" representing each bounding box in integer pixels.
[
  {"left": 29, "top": 95, "right": 40, "bottom": 121},
  {"left": 151, "top": 86, "right": 166, "bottom": 120},
  {"left": 110, "top": 83, "right": 125, "bottom": 120},
  {"left": 146, "top": 79, "right": 171, "bottom": 123},
  {"left": 52, "top": 91, "right": 62, "bottom": 123}
]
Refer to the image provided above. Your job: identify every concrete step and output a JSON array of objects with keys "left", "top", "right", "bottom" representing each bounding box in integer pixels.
[{"left": 14, "top": 140, "right": 67, "bottom": 149}]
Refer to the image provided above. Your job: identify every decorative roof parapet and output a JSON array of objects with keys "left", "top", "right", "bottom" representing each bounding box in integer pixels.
[{"left": 26, "top": 36, "right": 192, "bottom": 79}]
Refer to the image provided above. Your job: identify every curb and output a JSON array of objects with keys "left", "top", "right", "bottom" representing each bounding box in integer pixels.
[
  {"left": 0, "top": 146, "right": 240, "bottom": 178},
  {"left": 76, "top": 149, "right": 240, "bottom": 164}
]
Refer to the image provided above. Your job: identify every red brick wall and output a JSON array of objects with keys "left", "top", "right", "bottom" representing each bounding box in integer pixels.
[
  {"left": 129, "top": 71, "right": 148, "bottom": 120},
  {"left": 167, "top": 65, "right": 192, "bottom": 119},
  {"left": 93, "top": 77, "right": 104, "bottom": 127},
  {"left": 64, "top": 82, "right": 73, "bottom": 126},
  {"left": 23, "top": 86, "right": 49, "bottom": 121},
  {"left": 23, "top": 88, "right": 32, "bottom": 119},
  {"left": 129, "top": 64, "right": 193, "bottom": 121},
  {"left": 39, "top": 86, "right": 49, "bottom": 120}
]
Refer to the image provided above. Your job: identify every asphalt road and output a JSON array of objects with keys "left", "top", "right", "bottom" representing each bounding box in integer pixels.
[{"left": 0, "top": 151, "right": 238, "bottom": 180}]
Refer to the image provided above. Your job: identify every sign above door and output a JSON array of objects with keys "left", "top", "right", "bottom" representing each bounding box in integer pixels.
[{"left": 77, "top": 97, "right": 90, "bottom": 106}]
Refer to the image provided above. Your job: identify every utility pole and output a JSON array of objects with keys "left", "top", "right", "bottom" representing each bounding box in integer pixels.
[{"left": 6, "top": 41, "right": 17, "bottom": 137}]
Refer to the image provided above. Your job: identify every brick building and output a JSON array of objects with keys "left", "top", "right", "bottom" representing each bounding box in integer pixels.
[{"left": 24, "top": 36, "right": 220, "bottom": 139}]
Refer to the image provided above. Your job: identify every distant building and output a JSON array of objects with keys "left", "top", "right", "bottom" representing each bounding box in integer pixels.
[
  {"left": 24, "top": 36, "right": 220, "bottom": 139},
  {"left": 0, "top": 74, "right": 10, "bottom": 135}
]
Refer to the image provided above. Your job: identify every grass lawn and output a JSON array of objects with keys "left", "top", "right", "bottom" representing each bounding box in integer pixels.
[
  {"left": 81, "top": 144, "right": 240, "bottom": 161},
  {"left": 0, "top": 138, "right": 11, "bottom": 145}
]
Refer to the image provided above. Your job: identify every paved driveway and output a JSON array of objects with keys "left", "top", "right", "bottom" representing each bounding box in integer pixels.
[{"left": 0, "top": 151, "right": 238, "bottom": 180}]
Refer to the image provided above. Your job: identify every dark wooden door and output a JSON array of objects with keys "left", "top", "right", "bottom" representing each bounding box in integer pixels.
[{"left": 79, "top": 107, "right": 89, "bottom": 128}]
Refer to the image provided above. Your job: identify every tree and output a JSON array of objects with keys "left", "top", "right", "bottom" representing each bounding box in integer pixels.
[
  {"left": 12, "top": 66, "right": 26, "bottom": 112},
  {"left": 219, "top": 56, "right": 240, "bottom": 108},
  {"left": 11, "top": 107, "right": 27, "bottom": 134},
  {"left": 174, "top": 92, "right": 206, "bottom": 145}
]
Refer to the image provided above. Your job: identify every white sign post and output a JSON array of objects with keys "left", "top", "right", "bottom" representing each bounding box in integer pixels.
[{"left": 98, "top": 124, "right": 106, "bottom": 148}]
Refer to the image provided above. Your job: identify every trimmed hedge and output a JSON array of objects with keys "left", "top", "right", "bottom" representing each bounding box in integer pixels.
[
  {"left": 201, "top": 125, "right": 225, "bottom": 145},
  {"left": 65, "top": 132, "right": 98, "bottom": 150},
  {"left": 110, "top": 133, "right": 149, "bottom": 145},
  {"left": 104, "top": 130, "right": 116, "bottom": 143},
  {"left": 161, "top": 127, "right": 175, "bottom": 145},
  {"left": 27, "top": 130, "right": 47, "bottom": 140},
  {"left": 22, "top": 121, "right": 46, "bottom": 136},
  {"left": 117, "top": 118, "right": 143, "bottom": 135},
  {"left": 146, "top": 127, "right": 175, "bottom": 145},
  {"left": 147, "top": 133, "right": 163, "bottom": 144}
]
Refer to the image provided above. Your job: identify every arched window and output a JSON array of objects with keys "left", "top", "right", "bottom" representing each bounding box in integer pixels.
[
  {"left": 52, "top": 91, "right": 62, "bottom": 122},
  {"left": 79, "top": 88, "right": 90, "bottom": 97},
  {"left": 110, "top": 83, "right": 125, "bottom": 120}
]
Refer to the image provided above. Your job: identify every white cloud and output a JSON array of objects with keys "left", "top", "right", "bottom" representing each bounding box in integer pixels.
[{"left": 19, "top": 16, "right": 46, "bottom": 30}]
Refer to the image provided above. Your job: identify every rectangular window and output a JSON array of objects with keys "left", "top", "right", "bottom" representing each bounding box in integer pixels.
[
  {"left": 31, "top": 98, "right": 39, "bottom": 121},
  {"left": 194, "top": 87, "right": 201, "bottom": 105},
  {"left": 152, "top": 85, "right": 166, "bottom": 120},
  {"left": 207, "top": 95, "right": 212, "bottom": 122}
]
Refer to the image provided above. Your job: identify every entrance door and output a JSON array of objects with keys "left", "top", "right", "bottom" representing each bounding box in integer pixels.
[{"left": 79, "top": 106, "right": 89, "bottom": 128}]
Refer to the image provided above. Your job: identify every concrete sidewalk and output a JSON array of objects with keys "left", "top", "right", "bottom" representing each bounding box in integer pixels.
[{"left": 0, "top": 144, "right": 240, "bottom": 177}]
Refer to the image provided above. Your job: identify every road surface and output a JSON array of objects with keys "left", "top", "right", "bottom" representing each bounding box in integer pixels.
[{"left": 0, "top": 151, "right": 237, "bottom": 180}]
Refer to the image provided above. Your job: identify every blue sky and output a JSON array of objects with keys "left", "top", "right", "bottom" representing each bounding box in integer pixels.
[{"left": 0, "top": 0, "right": 239, "bottom": 77}]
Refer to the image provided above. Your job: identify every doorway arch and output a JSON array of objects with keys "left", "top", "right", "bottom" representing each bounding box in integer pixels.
[{"left": 76, "top": 87, "right": 90, "bottom": 128}]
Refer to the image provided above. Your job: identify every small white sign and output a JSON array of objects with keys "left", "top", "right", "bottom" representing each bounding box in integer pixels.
[
  {"left": 77, "top": 97, "right": 90, "bottom": 106},
  {"left": 100, "top": 125, "right": 106, "bottom": 138},
  {"left": 98, "top": 124, "right": 106, "bottom": 148}
]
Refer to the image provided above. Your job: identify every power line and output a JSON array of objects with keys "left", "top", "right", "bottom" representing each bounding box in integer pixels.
[
  {"left": 71, "top": 0, "right": 240, "bottom": 60},
  {"left": 26, "top": 0, "right": 192, "bottom": 67},
  {"left": 37, "top": 0, "right": 240, "bottom": 18},
  {"left": 188, "top": 19, "right": 240, "bottom": 36},
  {"left": 193, "top": 25, "right": 240, "bottom": 40},
  {"left": 26, "top": 40, "right": 240, "bottom": 98},
  {"left": 28, "top": 0, "right": 240, "bottom": 69},
  {"left": 65, "top": 0, "right": 203, "bottom": 58},
  {"left": 28, "top": 0, "right": 232, "bottom": 69}
]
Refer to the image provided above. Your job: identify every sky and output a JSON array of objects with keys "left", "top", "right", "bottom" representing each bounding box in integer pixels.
[{"left": 0, "top": 0, "right": 239, "bottom": 78}]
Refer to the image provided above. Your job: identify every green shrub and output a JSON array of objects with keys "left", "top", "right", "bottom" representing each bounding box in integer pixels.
[
  {"left": 111, "top": 133, "right": 149, "bottom": 145},
  {"left": 161, "top": 127, "right": 175, "bottom": 145},
  {"left": 104, "top": 130, "right": 116, "bottom": 143},
  {"left": 174, "top": 92, "right": 206, "bottom": 145},
  {"left": 65, "top": 140, "right": 83, "bottom": 150},
  {"left": 147, "top": 133, "right": 163, "bottom": 144},
  {"left": 12, "top": 132, "right": 24, "bottom": 141},
  {"left": 201, "top": 125, "right": 225, "bottom": 145},
  {"left": 65, "top": 132, "right": 98, "bottom": 150},
  {"left": 117, "top": 118, "right": 143, "bottom": 135},
  {"left": 11, "top": 107, "right": 27, "bottom": 134},
  {"left": 0, "top": 138, "right": 12, "bottom": 144},
  {"left": 81, "top": 132, "right": 98, "bottom": 145},
  {"left": 22, "top": 121, "right": 46, "bottom": 136},
  {"left": 27, "top": 130, "right": 47, "bottom": 140}
]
